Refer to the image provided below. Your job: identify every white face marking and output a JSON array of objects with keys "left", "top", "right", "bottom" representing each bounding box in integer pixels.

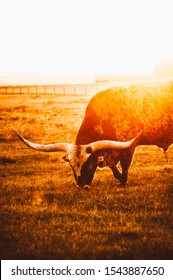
[{"left": 67, "top": 145, "right": 91, "bottom": 178}]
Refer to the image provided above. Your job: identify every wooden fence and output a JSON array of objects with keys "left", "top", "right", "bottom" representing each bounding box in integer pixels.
[{"left": 0, "top": 83, "right": 115, "bottom": 95}]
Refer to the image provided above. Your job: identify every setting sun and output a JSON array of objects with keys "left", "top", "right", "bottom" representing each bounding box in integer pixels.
[{"left": 0, "top": 0, "right": 173, "bottom": 80}]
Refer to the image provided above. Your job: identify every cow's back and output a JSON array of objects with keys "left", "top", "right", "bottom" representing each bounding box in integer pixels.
[{"left": 75, "top": 82, "right": 173, "bottom": 148}]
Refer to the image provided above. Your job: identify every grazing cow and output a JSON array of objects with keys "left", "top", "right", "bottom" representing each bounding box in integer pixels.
[
  {"left": 75, "top": 81, "right": 173, "bottom": 186},
  {"left": 15, "top": 80, "right": 173, "bottom": 188}
]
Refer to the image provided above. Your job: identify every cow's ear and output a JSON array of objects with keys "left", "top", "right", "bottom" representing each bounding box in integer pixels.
[{"left": 62, "top": 155, "right": 69, "bottom": 162}]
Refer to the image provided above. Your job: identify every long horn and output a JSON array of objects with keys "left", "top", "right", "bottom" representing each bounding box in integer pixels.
[
  {"left": 14, "top": 131, "right": 69, "bottom": 152},
  {"left": 86, "top": 130, "right": 143, "bottom": 153}
]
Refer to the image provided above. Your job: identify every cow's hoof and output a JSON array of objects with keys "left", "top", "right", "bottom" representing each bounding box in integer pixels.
[
  {"left": 77, "top": 185, "right": 91, "bottom": 190},
  {"left": 119, "top": 182, "right": 128, "bottom": 188},
  {"left": 84, "top": 185, "right": 90, "bottom": 190}
]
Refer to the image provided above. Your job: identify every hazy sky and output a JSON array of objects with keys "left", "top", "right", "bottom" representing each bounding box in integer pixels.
[{"left": 0, "top": 0, "right": 173, "bottom": 77}]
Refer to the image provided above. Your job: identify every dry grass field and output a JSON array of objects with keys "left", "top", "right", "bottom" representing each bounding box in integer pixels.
[{"left": 0, "top": 92, "right": 173, "bottom": 260}]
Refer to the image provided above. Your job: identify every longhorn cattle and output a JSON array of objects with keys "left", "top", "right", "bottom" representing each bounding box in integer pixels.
[
  {"left": 15, "top": 80, "right": 173, "bottom": 188},
  {"left": 75, "top": 80, "right": 173, "bottom": 186}
]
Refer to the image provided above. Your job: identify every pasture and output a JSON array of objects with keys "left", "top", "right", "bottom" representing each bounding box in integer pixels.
[{"left": 0, "top": 92, "right": 173, "bottom": 259}]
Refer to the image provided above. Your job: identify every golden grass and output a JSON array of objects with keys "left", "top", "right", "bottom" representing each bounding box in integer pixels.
[{"left": 0, "top": 92, "right": 173, "bottom": 259}]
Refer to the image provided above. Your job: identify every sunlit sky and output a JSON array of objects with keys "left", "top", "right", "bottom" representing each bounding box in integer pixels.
[{"left": 0, "top": 0, "right": 173, "bottom": 80}]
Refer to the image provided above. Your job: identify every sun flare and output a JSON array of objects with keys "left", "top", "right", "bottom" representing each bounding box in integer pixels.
[{"left": 0, "top": 0, "right": 173, "bottom": 82}]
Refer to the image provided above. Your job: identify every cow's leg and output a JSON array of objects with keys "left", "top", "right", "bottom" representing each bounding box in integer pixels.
[
  {"left": 108, "top": 151, "right": 122, "bottom": 182},
  {"left": 110, "top": 165, "right": 122, "bottom": 181},
  {"left": 119, "top": 148, "right": 135, "bottom": 186}
]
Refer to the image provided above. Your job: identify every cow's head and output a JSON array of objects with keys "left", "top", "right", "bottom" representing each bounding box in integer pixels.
[{"left": 14, "top": 130, "right": 142, "bottom": 188}]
